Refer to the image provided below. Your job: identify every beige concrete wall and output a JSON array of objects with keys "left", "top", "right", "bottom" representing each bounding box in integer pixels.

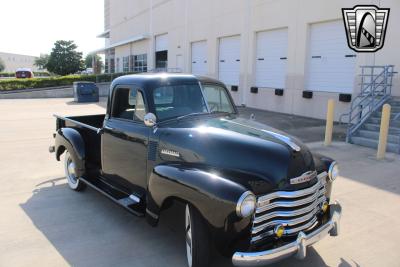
[
  {"left": 105, "top": 0, "right": 400, "bottom": 120},
  {"left": 0, "top": 52, "right": 39, "bottom": 72}
]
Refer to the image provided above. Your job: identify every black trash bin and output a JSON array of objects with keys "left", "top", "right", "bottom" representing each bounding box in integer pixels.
[{"left": 73, "top": 82, "right": 99, "bottom": 103}]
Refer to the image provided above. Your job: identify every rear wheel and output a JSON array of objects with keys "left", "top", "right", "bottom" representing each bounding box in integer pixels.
[
  {"left": 64, "top": 151, "right": 86, "bottom": 191},
  {"left": 185, "top": 204, "right": 210, "bottom": 267}
]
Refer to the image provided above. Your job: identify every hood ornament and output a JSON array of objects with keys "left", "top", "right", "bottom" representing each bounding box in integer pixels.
[
  {"left": 220, "top": 118, "right": 301, "bottom": 152},
  {"left": 261, "top": 129, "right": 301, "bottom": 152}
]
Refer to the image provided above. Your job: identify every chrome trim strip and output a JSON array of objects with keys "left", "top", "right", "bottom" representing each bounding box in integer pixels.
[
  {"left": 232, "top": 202, "right": 342, "bottom": 267},
  {"left": 146, "top": 208, "right": 159, "bottom": 219},
  {"left": 253, "top": 196, "right": 326, "bottom": 224},
  {"left": 129, "top": 194, "right": 140, "bottom": 203},
  {"left": 256, "top": 188, "right": 325, "bottom": 214}
]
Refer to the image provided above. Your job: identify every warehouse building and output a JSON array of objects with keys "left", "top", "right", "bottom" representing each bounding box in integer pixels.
[
  {"left": 95, "top": 0, "right": 400, "bottom": 120},
  {"left": 0, "top": 52, "right": 39, "bottom": 73}
]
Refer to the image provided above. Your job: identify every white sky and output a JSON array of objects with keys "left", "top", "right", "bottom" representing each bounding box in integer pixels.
[{"left": 0, "top": 0, "right": 104, "bottom": 57}]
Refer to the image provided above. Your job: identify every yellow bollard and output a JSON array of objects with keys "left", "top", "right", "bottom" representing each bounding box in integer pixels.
[
  {"left": 377, "top": 104, "right": 391, "bottom": 159},
  {"left": 324, "top": 99, "right": 335, "bottom": 146}
]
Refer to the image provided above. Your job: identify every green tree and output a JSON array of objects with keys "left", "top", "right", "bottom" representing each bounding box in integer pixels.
[
  {"left": 46, "top": 40, "right": 84, "bottom": 75},
  {"left": 85, "top": 54, "right": 103, "bottom": 73},
  {"left": 34, "top": 54, "right": 49, "bottom": 70},
  {"left": 0, "top": 58, "right": 5, "bottom": 72}
]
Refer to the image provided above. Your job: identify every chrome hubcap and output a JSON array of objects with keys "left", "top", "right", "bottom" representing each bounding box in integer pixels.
[
  {"left": 185, "top": 205, "right": 192, "bottom": 267},
  {"left": 66, "top": 157, "right": 77, "bottom": 184}
]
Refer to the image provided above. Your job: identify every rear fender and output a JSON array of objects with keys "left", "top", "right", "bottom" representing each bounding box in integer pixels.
[{"left": 55, "top": 128, "right": 86, "bottom": 177}]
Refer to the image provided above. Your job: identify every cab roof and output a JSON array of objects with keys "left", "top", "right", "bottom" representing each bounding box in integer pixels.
[{"left": 110, "top": 73, "right": 226, "bottom": 92}]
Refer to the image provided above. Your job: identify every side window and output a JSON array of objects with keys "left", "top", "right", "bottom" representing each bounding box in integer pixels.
[{"left": 111, "top": 87, "right": 146, "bottom": 122}]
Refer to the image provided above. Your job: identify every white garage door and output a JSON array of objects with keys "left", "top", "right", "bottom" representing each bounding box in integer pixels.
[
  {"left": 155, "top": 34, "right": 168, "bottom": 52},
  {"left": 218, "top": 35, "right": 240, "bottom": 86},
  {"left": 191, "top": 41, "right": 207, "bottom": 76},
  {"left": 306, "top": 20, "right": 356, "bottom": 93},
  {"left": 255, "top": 28, "right": 288, "bottom": 88}
]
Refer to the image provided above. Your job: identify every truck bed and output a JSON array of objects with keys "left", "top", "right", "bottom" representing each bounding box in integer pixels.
[{"left": 55, "top": 114, "right": 105, "bottom": 170}]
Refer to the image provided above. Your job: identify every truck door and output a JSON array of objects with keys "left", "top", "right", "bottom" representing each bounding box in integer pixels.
[{"left": 101, "top": 86, "right": 149, "bottom": 193}]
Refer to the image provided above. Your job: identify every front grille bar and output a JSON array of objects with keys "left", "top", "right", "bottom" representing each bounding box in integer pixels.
[
  {"left": 257, "top": 174, "right": 326, "bottom": 204},
  {"left": 252, "top": 199, "right": 325, "bottom": 234},
  {"left": 253, "top": 195, "right": 326, "bottom": 224},
  {"left": 251, "top": 171, "right": 328, "bottom": 244},
  {"left": 256, "top": 187, "right": 325, "bottom": 214}
]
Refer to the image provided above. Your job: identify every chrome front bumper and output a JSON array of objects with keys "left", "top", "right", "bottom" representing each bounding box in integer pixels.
[{"left": 232, "top": 202, "right": 342, "bottom": 267}]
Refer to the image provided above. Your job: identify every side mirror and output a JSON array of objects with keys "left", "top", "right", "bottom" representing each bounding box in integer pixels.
[{"left": 144, "top": 113, "right": 157, "bottom": 127}]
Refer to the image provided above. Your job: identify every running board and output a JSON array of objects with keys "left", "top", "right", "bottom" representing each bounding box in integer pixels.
[{"left": 80, "top": 176, "right": 145, "bottom": 217}]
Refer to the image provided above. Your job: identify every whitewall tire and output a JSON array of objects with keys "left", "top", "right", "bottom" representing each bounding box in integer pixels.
[{"left": 64, "top": 151, "right": 85, "bottom": 191}]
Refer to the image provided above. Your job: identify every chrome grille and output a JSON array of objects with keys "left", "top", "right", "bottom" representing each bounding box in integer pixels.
[{"left": 251, "top": 171, "right": 327, "bottom": 244}]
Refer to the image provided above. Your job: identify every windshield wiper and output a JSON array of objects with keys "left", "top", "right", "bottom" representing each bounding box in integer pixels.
[
  {"left": 176, "top": 112, "right": 208, "bottom": 120},
  {"left": 210, "top": 111, "right": 231, "bottom": 115},
  {"left": 157, "top": 111, "right": 233, "bottom": 126}
]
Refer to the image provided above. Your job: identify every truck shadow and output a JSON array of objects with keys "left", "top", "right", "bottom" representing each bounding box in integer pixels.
[{"left": 20, "top": 179, "right": 331, "bottom": 267}]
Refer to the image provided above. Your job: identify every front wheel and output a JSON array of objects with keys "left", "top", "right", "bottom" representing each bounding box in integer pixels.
[
  {"left": 64, "top": 151, "right": 86, "bottom": 191},
  {"left": 185, "top": 204, "right": 211, "bottom": 267}
]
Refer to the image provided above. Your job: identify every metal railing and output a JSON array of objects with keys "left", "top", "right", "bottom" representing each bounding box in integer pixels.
[
  {"left": 340, "top": 65, "right": 397, "bottom": 142},
  {"left": 149, "top": 67, "right": 183, "bottom": 73}
]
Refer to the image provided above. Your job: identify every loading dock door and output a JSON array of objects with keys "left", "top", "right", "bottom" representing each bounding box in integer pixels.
[
  {"left": 155, "top": 34, "right": 168, "bottom": 69},
  {"left": 255, "top": 28, "right": 288, "bottom": 89},
  {"left": 218, "top": 35, "right": 240, "bottom": 86},
  {"left": 306, "top": 20, "right": 356, "bottom": 93},
  {"left": 191, "top": 41, "right": 207, "bottom": 76}
]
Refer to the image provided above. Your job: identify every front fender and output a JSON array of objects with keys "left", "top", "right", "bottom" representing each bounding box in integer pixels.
[
  {"left": 146, "top": 163, "right": 253, "bottom": 254},
  {"left": 55, "top": 127, "right": 86, "bottom": 177},
  {"left": 312, "top": 152, "right": 334, "bottom": 173}
]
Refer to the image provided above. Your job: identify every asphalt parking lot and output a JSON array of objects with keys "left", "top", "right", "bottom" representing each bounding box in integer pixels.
[{"left": 1, "top": 98, "right": 399, "bottom": 267}]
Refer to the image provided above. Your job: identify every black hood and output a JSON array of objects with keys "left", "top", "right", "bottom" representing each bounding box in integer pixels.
[{"left": 157, "top": 115, "right": 316, "bottom": 194}]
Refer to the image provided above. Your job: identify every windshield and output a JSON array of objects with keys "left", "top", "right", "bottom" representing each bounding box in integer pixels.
[
  {"left": 152, "top": 83, "right": 235, "bottom": 121},
  {"left": 202, "top": 84, "right": 235, "bottom": 114}
]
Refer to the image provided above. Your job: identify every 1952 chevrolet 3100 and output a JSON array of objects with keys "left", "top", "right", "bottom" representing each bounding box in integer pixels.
[{"left": 50, "top": 73, "right": 342, "bottom": 267}]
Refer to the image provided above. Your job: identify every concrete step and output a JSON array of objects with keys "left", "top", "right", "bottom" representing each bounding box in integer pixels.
[
  {"left": 351, "top": 136, "right": 400, "bottom": 153},
  {"left": 363, "top": 123, "right": 400, "bottom": 134},
  {"left": 368, "top": 117, "right": 400, "bottom": 127},
  {"left": 388, "top": 103, "right": 400, "bottom": 108},
  {"left": 388, "top": 101, "right": 400, "bottom": 107},
  {"left": 371, "top": 112, "right": 399, "bottom": 120},
  {"left": 358, "top": 129, "right": 400, "bottom": 144}
]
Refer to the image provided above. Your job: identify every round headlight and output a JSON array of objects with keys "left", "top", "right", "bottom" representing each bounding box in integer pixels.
[
  {"left": 328, "top": 161, "right": 339, "bottom": 182},
  {"left": 236, "top": 191, "right": 256, "bottom": 218}
]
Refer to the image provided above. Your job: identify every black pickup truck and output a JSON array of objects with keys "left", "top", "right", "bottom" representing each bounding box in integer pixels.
[{"left": 50, "top": 73, "right": 341, "bottom": 267}]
